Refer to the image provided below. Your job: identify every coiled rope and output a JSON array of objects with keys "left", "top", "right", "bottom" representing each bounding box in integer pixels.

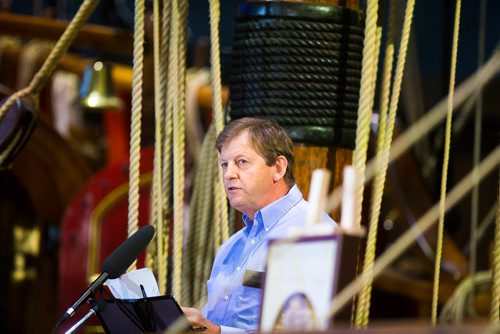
[
  {"left": 127, "top": 0, "right": 146, "bottom": 272},
  {"left": 432, "top": 0, "right": 462, "bottom": 325},
  {"left": 0, "top": 0, "right": 99, "bottom": 118},
  {"left": 355, "top": 0, "right": 416, "bottom": 327},
  {"left": 228, "top": 3, "right": 364, "bottom": 149}
]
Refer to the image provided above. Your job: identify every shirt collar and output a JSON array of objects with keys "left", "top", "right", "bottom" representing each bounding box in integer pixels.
[{"left": 241, "top": 184, "right": 302, "bottom": 230}]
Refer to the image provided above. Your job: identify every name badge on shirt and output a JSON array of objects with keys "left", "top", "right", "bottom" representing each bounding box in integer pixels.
[{"left": 242, "top": 270, "right": 264, "bottom": 289}]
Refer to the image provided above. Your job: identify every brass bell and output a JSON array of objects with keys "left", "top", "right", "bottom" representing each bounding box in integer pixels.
[{"left": 79, "top": 60, "right": 124, "bottom": 110}]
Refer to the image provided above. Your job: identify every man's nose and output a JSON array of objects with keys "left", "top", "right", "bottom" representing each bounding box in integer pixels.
[{"left": 224, "top": 163, "right": 238, "bottom": 179}]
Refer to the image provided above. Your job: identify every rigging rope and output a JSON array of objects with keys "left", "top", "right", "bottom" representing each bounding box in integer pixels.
[
  {"left": 165, "top": 0, "right": 188, "bottom": 301},
  {"left": 181, "top": 0, "right": 231, "bottom": 305},
  {"left": 127, "top": 0, "right": 146, "bottom": 272},
  {"left": 350, "top": 0, "right": 379, "bottom": 326},
  {"left": 150, "top": 0, "right": 170, "bottom": 294},
  {"left": 148, "top": 0, "right": 161, "bottom": 276},
  {"left": 355, "top": 0, "right": 395, "bottom": 325},
  {"left": 0, "top": 0, "right": 99, "bottom": 118},
  {"left": 354, "top": 26, "right": 382, "bottom": 327},
  {"left": 432, "top": 0, "right": 462, "bottom": 325},
  {"left": 356, "top": 0, "right": 416, "bottom": 326},
  {"left": 330, "top": 146, "right": 500, "bottom": 319},
  {"left": 323, "top": 48, "right": 499, "bottom": 321},
  {"left": 351, "top": 0, "right": 379, "bottom": 233},
  {"left": 491, "top": 163, "right": 500, "bottom": 325},
  {"left": 208, "top": 0, "right": 229, "bottom": 249},
  {"left": 470, "top": 0, "right": 487, "bottom": 314},
  {"left": 161, "top": 0, "right": 173, "bottom": 294}
]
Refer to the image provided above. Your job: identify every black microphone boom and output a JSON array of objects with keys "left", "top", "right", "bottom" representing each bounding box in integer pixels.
[{"left": 63, "top": 225, "right": 155, "bottom": 319}]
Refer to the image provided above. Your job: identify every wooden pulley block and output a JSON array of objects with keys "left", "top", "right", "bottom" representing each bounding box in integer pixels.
[{"left": 0, "top": 97, "right": 38, "bottom": 169}]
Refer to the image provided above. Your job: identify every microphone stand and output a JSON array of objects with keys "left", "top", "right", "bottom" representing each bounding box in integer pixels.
[{"left": 65, "top": 300, "right": 106, "bottom": 334}]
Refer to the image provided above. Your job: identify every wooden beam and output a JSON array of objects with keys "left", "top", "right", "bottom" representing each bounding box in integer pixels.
[{"left": 0, "top": 12, "right": 133, "bottom": 56}]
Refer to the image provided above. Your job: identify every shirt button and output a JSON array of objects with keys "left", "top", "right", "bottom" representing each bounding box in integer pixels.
[
  {"left": 236, "top": 266, "right": 240, "bottom": 271},
  {"left": 251, "top": 239, "right": 255, "bottom": 245},
  {"left": 265, "top": 227, "right": 269, "bottom": 232},
  {"left": 224, "top": 295, "right": 229, "bottom": 300}
]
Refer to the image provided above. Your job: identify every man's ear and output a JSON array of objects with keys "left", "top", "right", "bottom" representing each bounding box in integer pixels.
[{"left": 273, "top": 156, "right": 288, "bottom": 182}]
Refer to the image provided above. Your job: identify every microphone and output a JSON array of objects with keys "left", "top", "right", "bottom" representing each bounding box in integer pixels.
[{"left": 63, "top": 225, "right": 155, "bottom": 319}]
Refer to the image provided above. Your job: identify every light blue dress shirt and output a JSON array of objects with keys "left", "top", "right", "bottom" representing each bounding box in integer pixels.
[{"left": 201, "top": 185, "right": 335, "bottom": 333}]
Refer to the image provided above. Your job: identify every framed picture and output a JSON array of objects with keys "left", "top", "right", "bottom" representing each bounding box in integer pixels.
[{"left": 259, "top": 234, "right": 359, "bottom": 332}]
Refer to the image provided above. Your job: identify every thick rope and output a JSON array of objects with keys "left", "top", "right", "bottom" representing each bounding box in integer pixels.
[
  {"left": 354, "top": 25, "right": 382, "bottom": 328},
  {"left": 150, "top": 0, "right": 167, "bottom": 294},
  {"left": 0, "top": 0, "right": 99, "bottom": 119},
  {"left": 356, "top": 0, "right": 416, "bottom": 327},
  {"left": 161, "top": 0, "right": 173, "bottom": 291},
  {"left": 165, "top": 0, "right": 187, "bottom": 301},
  {"left": 165, "top": 0, "right": 179, "bottom": 297},
  {"left": 173, "top": 0, "right": 188, "bottom": 301},
  {"left": 127, "top": 0, "right": 146, "bottom": 273},
  {"left": 329, "top": 146, "right": 500, "bottom": 319},
  {"left": 196, "top": 127, "right": 217, "bottom": 300},
  {"left": 355, "top": 0, "right": 397, "bottom": 325},
  {"left": 492, "top": 163, "right": 500, "bottom": 325},
  {"left": 208, "top": 0, "right": 229, "bottom": 244},
  {"left": 431, "top": 0, "right": 461, "bottom": 325},
  {"left": 183, "top": 125, "right": 217, "bottom": 304},
  {"left": 180, "top": 0, "right": 230, "bottom": 304},
  {"left": 352, "top": 0, "right": 379, "bottom": 231}
]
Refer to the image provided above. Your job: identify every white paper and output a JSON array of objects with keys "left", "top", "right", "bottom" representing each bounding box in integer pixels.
[{"left": 106, "top": 268, "right": 160, "bottom": 299}]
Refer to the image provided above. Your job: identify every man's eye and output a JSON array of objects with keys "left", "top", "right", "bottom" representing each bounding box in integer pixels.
[
  {"left": 220, "top": 162, "right": 228, "bottom": 168},
  {"left": 238, "top": 159, "right": 247, "bottom": 165}
]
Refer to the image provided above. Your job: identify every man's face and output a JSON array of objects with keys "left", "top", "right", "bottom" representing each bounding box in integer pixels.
[{"left": 219, "top": 130, "right": 282, "bottom": 220}]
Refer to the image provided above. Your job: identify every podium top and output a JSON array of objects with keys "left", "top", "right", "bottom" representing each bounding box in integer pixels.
[{"left": 96, "top": 295, "right": 188, "bottom": 334}]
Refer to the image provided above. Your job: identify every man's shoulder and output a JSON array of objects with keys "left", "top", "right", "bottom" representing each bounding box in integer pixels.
[{"left": 289, "top": 197, "right": 337, "bottom": 225}]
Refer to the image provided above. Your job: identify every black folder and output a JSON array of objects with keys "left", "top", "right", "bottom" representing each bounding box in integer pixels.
[{"left": 96, "top": 295, "right": 190, "bottom": 333}]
